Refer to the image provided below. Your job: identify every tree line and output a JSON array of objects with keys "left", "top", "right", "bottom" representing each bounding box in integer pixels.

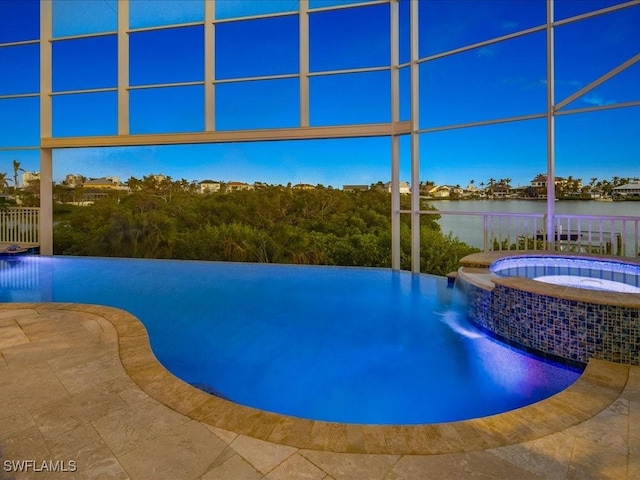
[{"left": 53, "top": 179, "right": 479, "bottom": 276}]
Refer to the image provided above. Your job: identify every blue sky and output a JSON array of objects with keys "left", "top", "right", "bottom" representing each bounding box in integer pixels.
[{"left": 0, "top": 0, "right": 638, "bottom": 188}]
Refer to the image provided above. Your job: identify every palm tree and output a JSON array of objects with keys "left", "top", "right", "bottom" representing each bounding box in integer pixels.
[
  {"left": 487, "top": 178, "right": 496, "bottom": 198},
  {"left": 0, "top": 172, "right": 9, "bottom": 193},
  {"left": 572, "top": 177, "right": 582, "bottom": 195},
  {"left": 12, "top": 160, "right": 25, "bottom": 191}
]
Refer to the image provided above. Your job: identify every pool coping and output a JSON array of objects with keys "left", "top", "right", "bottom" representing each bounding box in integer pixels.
[
  {"left": 459, "top": 251, "right": 640, "bottom": 308},
  {"left": 2, "top": 301, "right": 630, "bottom": 456}
]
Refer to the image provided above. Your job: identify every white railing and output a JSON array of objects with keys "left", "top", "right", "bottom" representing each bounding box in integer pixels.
[
  {"left": 424, "top": 210, "right": 640, "bottom": 257},
  {"left": 551, "top": 214, "right": 640, "bottom": 257},
  {"left": 0, "top": 207, "right": 40, "bottom": 245},
  {"left": 481, "top": 212, "right": 545, "bottom": 252}
]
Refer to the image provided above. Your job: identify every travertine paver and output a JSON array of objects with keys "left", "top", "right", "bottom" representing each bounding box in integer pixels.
[
  {"left": 0, "top": 324, "right": 29, "bottom": 349},
  {"left": 228, "top": 435, "right": 297, "bottom": 474},
  {"left": 44, "top": 423, "right": 127, "bottom": 480},
  {"left": 91, "top": 396, "right": 190, "bottom": 456},
  {"left": 299, "top": 450, "right": 400, "bottom": 480},
  {"left": 488, "top": 431, "right": 575, "bottom": 478},
  {"left": 0, "top": 362, "right": 69, "bottom": 417},
  {"left": 203, "top": 424, "right": 239, "bottom": 446},
  {"left": 200, "top": 453, "right": 262, "bottom": 480},
  {"left": 0, "top": 303, "right": 638, "bottom": 480},
  {"left": 117, "top": 420, "right": 228, "bottom": 480},
  {"left": 33, "top": 383, "right": 129, "bottom": 441},
  {"left": 386, "top": 451, "right": 542, "bottom": 480},
  {"left": 266, "top": 453, "right": 327, "bottom": 480}
]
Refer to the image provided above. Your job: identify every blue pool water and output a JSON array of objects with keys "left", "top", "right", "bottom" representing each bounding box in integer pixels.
[
  {"left": 491, "top": 256, "right": 640, "bottom": 293},
  {"left": 0, "top": 256, "right": 580, "bottom": 424}
]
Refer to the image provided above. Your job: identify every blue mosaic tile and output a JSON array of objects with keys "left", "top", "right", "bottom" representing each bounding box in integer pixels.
[{"left": 461, "top": 277, "right": 640, "bottom": 365}]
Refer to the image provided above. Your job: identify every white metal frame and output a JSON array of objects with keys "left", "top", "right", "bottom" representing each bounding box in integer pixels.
[
  {"left": 545, "top": 0, "right": 556, "bottom": 248},
  {"left": 0, "top": 0, "right": 637, "bottom": 262},
  {"left": 39, "top": 1, "right": 53, "bottom": 255}
]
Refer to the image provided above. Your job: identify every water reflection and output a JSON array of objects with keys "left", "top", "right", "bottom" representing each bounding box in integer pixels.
[{"left": 0, "top": 256, "right": 49, "bottom": 302}]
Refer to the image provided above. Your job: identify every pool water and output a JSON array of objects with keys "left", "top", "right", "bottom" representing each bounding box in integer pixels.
[{"left": 0, "top": 256, "right": 580, "bottom": 424}]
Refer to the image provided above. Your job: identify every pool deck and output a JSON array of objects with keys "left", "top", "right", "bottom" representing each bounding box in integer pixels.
[{"left": 1, "top": 302, "right": 639, "bottom": 479}]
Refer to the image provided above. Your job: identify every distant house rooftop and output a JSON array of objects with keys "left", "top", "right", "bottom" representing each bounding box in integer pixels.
[
  {"left": 83, "top": 177, "right": 120, "bottom": 189},
  {"left": 613, "top": 180, "right": 640, "bottom": 190},
  {"left": 342, "top": 184, "right": 369, "bottom": 192}
]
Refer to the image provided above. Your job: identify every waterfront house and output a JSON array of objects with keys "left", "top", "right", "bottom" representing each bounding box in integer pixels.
[
  {"left": 427, "top": 185, "right": 463, "bottom": 198},
  {"left": 21, "top": 171, "right": 40, "bottom": 189},
  {"left": 530, "top": 174, "right": 573, "bottom": 198},
  {"left": 63, "top": 174, "right": 84, "bottom": 188},
  {"left": 83, "top": 177, "right": 121, "bottom": 190},
  {"left": 198, "top": 180, "right": 221, "bottom": 194},
  {"left": 427, "top": 185, "right": 450, "bottom": 198},
  {"left": 226, "top": 181, "right": 253, "bottom": 192},
  {"left": 488, "top": 182, "right": 511, "bottom": 198},
  {"left": 385, "top": 181, "right": 411, "bottom": 194},
  {"left": 612, "top": 180, "right": 640, "bottom": 200}
]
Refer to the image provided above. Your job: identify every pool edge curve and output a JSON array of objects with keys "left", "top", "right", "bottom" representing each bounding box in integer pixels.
[{"left": 0, "top": 302, "right": 629, "bottom": 456}]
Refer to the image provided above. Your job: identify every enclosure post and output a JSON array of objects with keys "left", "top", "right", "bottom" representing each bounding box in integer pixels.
[
  {"left": 39, "top": 150, "right": 53, "bottom": 255},
  {"left": 117, "top": 0, "right": 129, "bottom": 135},
  {"left": 390, "top": 0, "right": 401, "bottom": 270},
  {"left": 39, "top": 1, "right": 53, "bottom": 255},
  {"left": 204, "top": 1, "right": 215, "bottom": 131},
  {"left": 299, "top": 1, "right": 310, "bottom": 128},
  {"left": 410, "top": 0, "right": 420, "bottom": 273},
  {"left": 545, "top": 0, "right": 556, "bottom": 250}
]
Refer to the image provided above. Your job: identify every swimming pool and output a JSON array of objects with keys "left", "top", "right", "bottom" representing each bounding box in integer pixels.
[{"left": 0, "top": 255, "right": 579, "bottom": 424}]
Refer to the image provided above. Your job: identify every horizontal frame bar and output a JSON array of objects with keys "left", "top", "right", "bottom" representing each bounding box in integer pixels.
[{"left": 42, "top": 122, "right": 412, "bottom": 149}]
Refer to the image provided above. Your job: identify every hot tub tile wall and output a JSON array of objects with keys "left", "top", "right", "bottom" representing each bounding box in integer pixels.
[
  {"left": 464, "top": 280, "right": 640, "bottom": 365},
  {"left": 463, "top": 280, "right": 492, "bottom": 329}
]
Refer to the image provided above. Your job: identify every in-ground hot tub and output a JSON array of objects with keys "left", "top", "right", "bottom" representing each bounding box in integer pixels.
[
  {"left": 458, "top": 252, "right": 640, "bottom": 366},
  {"left": 490, "top": 255, "right": 640, "bottom": 294}
]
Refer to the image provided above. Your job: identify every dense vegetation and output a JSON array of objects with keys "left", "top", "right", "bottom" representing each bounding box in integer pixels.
[{"left": 53, "top": 180, "right": 479, "bottom": 275}]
